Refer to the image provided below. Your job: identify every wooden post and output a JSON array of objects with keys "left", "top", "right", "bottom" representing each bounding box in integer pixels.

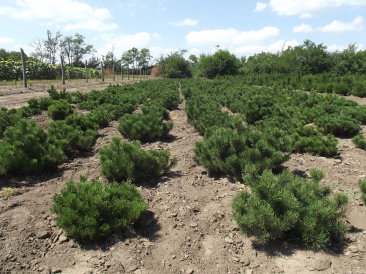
[
  {"left": 112, "top": 61, "right": 115, "bottom": 81},
  {"left": 121, "top": 65, "right": 123, "bottom": 81},
  {"left": 60, "top": 55, "right": 65, "bottom": 85},
  {"left": 85, "top": 60, "right": 88, "bottom": 83},
  {"left": 101, "top": 62, "right": 104, "bottom": 82},
  {"left": 127, "top": 67, "right": 129, "bottom": 80},
  {"left": 20, "top": 48, "right": 27, "bottom": 88}
]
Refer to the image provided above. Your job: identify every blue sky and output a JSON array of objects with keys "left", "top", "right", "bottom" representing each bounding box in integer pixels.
[{"left": 0, "top": 0, "right": 366, "bottom": 61}]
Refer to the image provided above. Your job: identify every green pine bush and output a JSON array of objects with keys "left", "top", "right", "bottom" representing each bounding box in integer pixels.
[
  {"left": 47, "top": 99, "right": 73, "bottom": 120},
  {"left": 0, "top": 119, "right": 66, "bottom": 175},
  {"left": 291, "top": 126, "right": 339, "bottom": 156},
  {"left": 99, "top": 137, "right": 177, "bottom": 182},
  {"left": 39, "top": 98, "right": 54, "bottom": 111},
  {"left": 48, "top": 114, "right": 98, "bottom": 152},
  {"left": 27, "top": 98, "right": 42, "bottom": 115},
  {"left": 351, "top": 81, "right": 366, "bottom": 97},
  {"left": 359, "top": 179, "right": 366, "bottom": 204},
  {"left": 233, "top": 169, "right": 348, "bottom": 249},
  {"left": 194, "top": 127, "right": 289, "bottom": 180},
  {"left": 352, "top": 134, "right": 366, "bottom": 150},
  {"left": 118, "top": 112, "right": 173, "bottom": 142},
  {"left": 316, "top": 114, "right": 361, "bottom": 137},
  {"left": 333, "top": 82, "right": 351, "bottom": 95},
  {"left": 52, "top": 178, "right": 147, "bottom": 241},
  {"left": 0, "top": 108, "right": 20, "bottom": 138},
  {"left": 47, "top": 86, "right": 69, "bottom": 100}
]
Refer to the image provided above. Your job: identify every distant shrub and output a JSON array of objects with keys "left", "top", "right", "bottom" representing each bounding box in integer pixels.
[
  {"left": 351, "top": 81, "right": 366, "bottom": 97},
  {"left": 316, "top": 114, "right": 361, "bottom": 137},
  {"left": 99, "top": 138, "right": 177, "bottom": 182},
  {"left": 118, "top": 112, "right": 173, "bottom": 142},
  {"left": 52, "top": 178, "right": 147, "bottom": 241},
  {"left": 186, "top": 95, "right": 243, "bottom": 135},
  {"left": 89, "top": 107, "right": 113, "bottom": 128},
  {"left": 233, "top": 169, "right": 348, "bottom": 249},
  {"left": 333, "top": 82, "right": 351, "bottom": 95},
  {"left": 47, "top": 86, "right": 69, "bottom": 100},
  {"left": 352, "top": 134, "right": 366, "bottom": 150},
  {"left": 27, "top": 98, "right": 41, "bottom": 115},
  {"left": 359, "top": 179, "right": 366, "bottom": 204},
  {"left": 0, "top": 119, "right": 66, "bottom": 175},
  {"left": 47, "top": 99, "right": 73, "bottom": 120},
  {"left": 157, "top": 89, "right": 181, "bottom": 110},
  {"left": 39, "top": 98, "right": 54, "bottom": 111}
]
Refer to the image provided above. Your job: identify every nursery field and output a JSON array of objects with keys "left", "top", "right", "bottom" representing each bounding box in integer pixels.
[{"left": 1, "top": 78, "right": 366, "bottom": 273}]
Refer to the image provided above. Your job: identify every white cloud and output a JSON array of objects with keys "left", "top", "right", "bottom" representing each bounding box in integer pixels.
[
  {"left": 170, "top": 18, "right": 199, "bottom": 27},
  {"left": 327, "top": 43, "right": 364, "bottom": 51},
  {"left": 0, "top": 37, "right": 14, "bottom": 44},
  {"left": 0, "top": 0, "right": 117, "bottom": 31},
  {"left": 64, "top": 20, "right": 117, "bottom": 31},
  {"left": 320, "top": 16, "right": 363, "bottom": 32},
  {"left": 299, "top": 13, "right": 314, "bottom": 19},
  {"left": 267, "top": 0, "right": 366, "bottom": 16},
  {"left": 293, "top": 24, "right": 314, "bottom": 33},
  {"left": 234, "top": 39, "right": 299, "bottom": 55},
  {"left": 293, "top": 16, "right": 364, "bottom": 33},
  {"left": 185, "top": 27, "right": 279, "bottom": 46},
  {"left": 254, "top": 2, "right": 267, "bottom": 12}
]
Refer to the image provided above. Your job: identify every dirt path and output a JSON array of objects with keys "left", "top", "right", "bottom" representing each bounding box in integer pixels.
[{"left": 1, "top": 88, "right": 366, "bottom": 273}]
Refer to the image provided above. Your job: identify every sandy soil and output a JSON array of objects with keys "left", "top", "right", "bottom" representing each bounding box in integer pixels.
[{"left": 0, "top": 85, "right": 366, "bottom": 273}]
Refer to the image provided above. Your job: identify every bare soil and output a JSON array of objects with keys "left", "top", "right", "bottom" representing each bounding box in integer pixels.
[{"left": 0, "top": 85, "right": 366, "bottom": 273}]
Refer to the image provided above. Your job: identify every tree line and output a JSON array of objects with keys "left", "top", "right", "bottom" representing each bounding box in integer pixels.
[
  {"left": 158, "top": 40, "right": 366, "bottom": 79},
  {"left": 1, "top": 34, "right": 366, "bottom": 80},
  {"left": 0, "top": 30, "right": 153, "bottom": 77}
]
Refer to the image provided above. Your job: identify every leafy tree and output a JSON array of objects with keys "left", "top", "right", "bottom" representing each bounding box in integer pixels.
[
  {"left": 44, "top": 30, "right": 62, "bottom": 64},
  {"left": 199, "top": 50, "right": 240, "bottom": 78},
  {"left": 158, "top": 51, "right": 192, "bottom": 78}
]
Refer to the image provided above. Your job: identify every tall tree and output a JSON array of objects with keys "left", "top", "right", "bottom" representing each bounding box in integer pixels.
[
  {"left": 44, "top": 30, "right": 62, "bottom": 64},
  {"left": 71, "top": 34, "right": 94, "bottom": 67},
  {"left": 138, "top": 48, "right": 152, "bottom": 74}
]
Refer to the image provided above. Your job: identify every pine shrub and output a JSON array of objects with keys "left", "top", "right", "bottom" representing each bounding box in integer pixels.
[
  {"left": 316, "top": 114, "right": 361, "bottom": 137},
  {"left": 194, "top": 127, "right": 289, "bottom": 180},
  {"left": 333, "top": 82, "right": 351, "bottom": 95},
  {"left": 47, "top": 86, "right": 69, "bottom": 100},
  {"left": 0, "top": 119, "right": 66, "bottom": 175},
  {"left": 99, "top": 137, "right": 177, "bottom": 182},
  {"left": 352, "top": 134, "right": 366, "bottom": 150},
  {"left": 359, "top": 179, "right": 366, "bottom": 204},
  {"left": 118, "top": 112, "right": 173, "bottom": 142},
  {"left": 0, "top": 108, "right": 20, "bottom": 138},
  {"left": 291, "top": 126, "right": 339, "bottom": 157},
  {"left": 351, "top": 81, "right": 366, "bottom": 97},
  {"left": 52, "top": 178, "right": 147, "bottom": 241},
  {"left": 39, "top": 98, "right": 54, "bottom": 111},
  {"left": 48, "top": 114, "right": 98, "bottom": 152},
  {"left": 233, "top": 169, "right": 348, "bottom": 249},
  {"left": 27, "top": 98, "right": 42, "bottom": 115},
  {"left": 47, "top": 99, "right": 73, "bottom": 120}
]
